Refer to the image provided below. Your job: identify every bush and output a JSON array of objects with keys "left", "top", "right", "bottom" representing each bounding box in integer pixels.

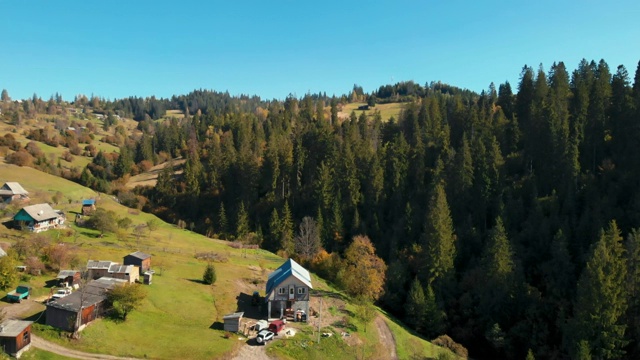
[
  {"left": 432, "top": 335, "right": 468, "bottom": 358},
  {"left": 203, "top": 263, "right": 217, "bottom": 285},
  {"left": 6, "top": 149, "right": 34, "bottom": 167}
]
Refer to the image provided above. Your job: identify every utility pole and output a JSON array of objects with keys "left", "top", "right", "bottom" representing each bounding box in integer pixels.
[{"left": 317, "top": 297, "right": 323, "bottom": 344}]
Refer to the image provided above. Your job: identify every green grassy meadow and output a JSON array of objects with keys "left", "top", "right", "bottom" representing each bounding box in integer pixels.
[{"left": 339, "top": 102, "right": 405, "bottom": 122}]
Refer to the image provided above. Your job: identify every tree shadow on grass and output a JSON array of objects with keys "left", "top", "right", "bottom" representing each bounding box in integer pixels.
[{"left": 186, "top": 279, "right": 207, "bottom": 285}]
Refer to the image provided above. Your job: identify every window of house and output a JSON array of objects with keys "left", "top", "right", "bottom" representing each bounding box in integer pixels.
[
  {"left": 22, "top": 331, "right": 29, "bottom": 343},
  {"left": 278, "top": 287, "right": 286, "bottom": 295},
  {"left": 290, "top": 287, "right": 294, "bottom": 294},
  {"left": 298, "top": 287, "right": 306, "bottom": 294}
]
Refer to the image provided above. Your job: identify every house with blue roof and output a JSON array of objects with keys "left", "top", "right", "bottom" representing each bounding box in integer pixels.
[
  {"left": 266, "top": 258, "right": 312, "bottom": 320},
  {"left": 81, "top": 199, "right": 96, "bottom": 215}
]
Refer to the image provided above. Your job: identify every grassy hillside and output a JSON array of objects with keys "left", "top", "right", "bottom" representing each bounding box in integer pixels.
[
  {"left": 338, "top": 102, "right": 405, "bottom": 122},
  {"left": 0, "top": 164, "right": 456, "bottom": 359}
]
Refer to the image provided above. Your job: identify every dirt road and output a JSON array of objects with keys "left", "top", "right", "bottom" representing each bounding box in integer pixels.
[
  {"left": 31, "top": 335, "right": 139, "bottom": 360},
  {"left": 374, "top": 316, "right": 398, "bottom": 360}
]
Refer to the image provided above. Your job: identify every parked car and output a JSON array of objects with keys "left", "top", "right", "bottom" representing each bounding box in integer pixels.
[
  {"left": 256, "top": 330, "right": 274, "bottom": 345},
  {"left": 51, "top": 288, "right": 72, "bottom": 300},
  {"left": 268, "top": 319, "right": 285, "bottom": 334}
]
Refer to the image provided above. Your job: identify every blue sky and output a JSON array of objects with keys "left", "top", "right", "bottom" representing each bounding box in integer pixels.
[{"left": 2, "top": 1, "right": 639, "bottom": 101}]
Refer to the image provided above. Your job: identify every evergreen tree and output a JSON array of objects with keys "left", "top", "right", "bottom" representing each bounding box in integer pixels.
[
  {"left": 268, "top": 208, "right": 281, "bottom": 251},
  {"left": 625, "top": 229, "right": 640, "bottom": 357},
  {"left": 202, "top": 263, "right": 217, "bottom": 285},
  {"left": 0, "top": 89, "right": 9, "bottom": 102},
  {"left": 280, "top": 201, "right": 294, "bottom": 255},
  {"left": 421, "top": 182, "right": 456, "bottom": 297},
  {"left": 218, "top": 202, "right": 228, "bottom": 239},
  {"left": 570, "top": 221, "right": 627, "bottom": 360},
  {"left": 404, "top": 277, "right": 427, "bottom": 331},
  {"left": 114, "top": 145, "right": 133, "bottom": 178},
  {"left": 236, "top": 202, "right": 250, "bottom": 240}
]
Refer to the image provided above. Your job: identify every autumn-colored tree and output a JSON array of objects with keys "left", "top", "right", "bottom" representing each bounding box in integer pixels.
[{"left": 338, "top": 235, "right": 386, "bottom": 300}]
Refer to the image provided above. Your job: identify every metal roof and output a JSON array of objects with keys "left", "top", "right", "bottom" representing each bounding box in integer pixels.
[
  {"left": 56, "top": 270, "right": 80, "bottom": 279},
  {"left": 126, "top": 251, "right": 151, "bottom": 260},
  {"left": 46, "top": 277, "right": 127, "bottom": 312},
  {"left": 223, "top": 312, "right": 244, "bottom": 320},
  {"left": 17, "top": 203, "right": 59, "bottom": 220},
  {"left": 87, "top": 260, "right": 116, "bottom": 270},
  {"left": 0, "top": 320, "right": 32, "bottom": 338},
  {"left": 108, "top": 264, "right": 134, "bottom": 274},
  {"left": 0, "top": 182, "right": 28, "bottom": 195},
  {"left": 266, "top": 258, "right": 313, "bottom": 296},
  {"left": 82, "top": 199, "right": 96, "bottom": 206}
]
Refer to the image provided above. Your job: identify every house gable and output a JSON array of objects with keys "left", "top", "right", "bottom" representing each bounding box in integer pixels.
[{"left": 266, "top": 259, "right": 312, "bottom": 298}]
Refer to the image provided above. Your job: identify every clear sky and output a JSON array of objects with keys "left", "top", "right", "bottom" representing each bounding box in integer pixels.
[{"left": 2, "top": 1, "right": 640, "bottom": 101}]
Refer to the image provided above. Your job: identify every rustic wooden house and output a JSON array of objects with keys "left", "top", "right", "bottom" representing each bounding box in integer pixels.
[
  {"left": 123, "top": 251, "right": 151, "bottom": 275},
  {"left": 223, "top": 312, "right": 244, "bottom": 332},
  {"left": 0, "top": 320, "right": 32, "bottom": 358},
  {"left": 56, "top": 270, "right": 81, "bottom": 287},
  {"left": 81, "top": 199, "right": 96, "bottom": 215},
  {"left": 45, "top": 277, "right": 127, "bottom": 332},
  {"left": 265, "top": 259, "right": 313, "bottom": 320},
  {"left": 86, "top": 260, "right": 116, "bottom": 280},
  {"left": 13, "top": 203, "right": 65, "bottom": 233},
  {"left": 107, "top": 264, "right": 139, "bottom": 283},
  {"left": 0, "top": 182, "right": 29, "bottom": 204}
]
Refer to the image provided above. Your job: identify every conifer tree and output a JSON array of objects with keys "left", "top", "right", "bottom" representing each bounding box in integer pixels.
[
  {"left": 570, "top": 221, "right": 627, "bottom": 360},
  {"left": 218, "top": 202, "right": 228, "bottom": 239},
  {"left": 268, "top": 208, "right": 281, "bottom": 251},
  {"left": 405, "top": 277, "right": 426, "bottom": 331},
  {"left": 236, "top": 202, "right": 250, "bottom": 240},
  {"left": 280, "top": 201, "right": 294, "bottom": 255},
  {"left": 421, "top": 183, "right": 456, "bottom": 297}
]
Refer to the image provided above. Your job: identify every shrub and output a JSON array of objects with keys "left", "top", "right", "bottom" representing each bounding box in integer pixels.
[
  {"left": 6, "top": 149, "right": 34, "bottom": 167},
  {"left": 432, "top": 335, "right": 468, "bottom": 358},
  {"left": 202, "top": 263, "right": 217, "bottom": 285}
]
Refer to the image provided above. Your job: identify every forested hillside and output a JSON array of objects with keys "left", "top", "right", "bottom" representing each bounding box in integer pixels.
[{"left": 2, "top": 58, "right": 640, "bottom": 359}]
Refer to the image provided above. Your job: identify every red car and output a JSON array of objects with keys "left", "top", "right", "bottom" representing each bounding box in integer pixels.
[{"left": 268, "top": 320, "right": 285, "bottom": 334}]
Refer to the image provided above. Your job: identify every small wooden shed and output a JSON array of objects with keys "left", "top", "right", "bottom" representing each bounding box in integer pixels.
[
  {"left": 81, "top": 199, "right": 96, "bottom": 215},
  {"left": 56, "top": 270, "right": 81, "bottom": 287},
  {"left": 143, "top": 270, "right": 154, "bottom": 285},
  {"left": 0, "top": 320, "right": 33, "bottom": 358},
  {"left": 123, "top": 251, "right": 151, "bottom": 275},
  {"left": 223, "top": 312, "right": 244, "bottom": 332}
]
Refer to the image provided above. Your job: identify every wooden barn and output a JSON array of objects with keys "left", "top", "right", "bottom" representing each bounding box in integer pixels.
[
  {"left": 81, "top": 199, "right": 96, "bottom": 215},
  {"left": 0, "top": 182, "right": 29, "bottom": 204},
  {"left": 46, "top": 277, "right": 127, "bottom": 332},
  {"left": 56, "top": 270, "right": 81, "bottom": 287},
  {"left": 0, "top": 320, "right": 33, "bottom": 358},
  {"left": 123, "top": 251, "right": 151, "bottom": 275},
  {"left": 223, "top": 312, "right": 244, "bottom": 332}
]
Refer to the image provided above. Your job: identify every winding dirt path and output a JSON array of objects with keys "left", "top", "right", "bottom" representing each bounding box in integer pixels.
[
  {"left": 374, "top": 316, "right": 398, "bottom": 360},
  {"left": 31, "top": 335, "right": 139, "bottom": 360}
]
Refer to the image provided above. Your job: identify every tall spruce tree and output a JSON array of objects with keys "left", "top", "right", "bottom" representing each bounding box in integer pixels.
[{"left": 570, "top": 221, "right": 628, "bottom": 360}]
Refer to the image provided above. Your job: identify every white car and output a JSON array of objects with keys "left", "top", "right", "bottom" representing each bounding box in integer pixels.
[
  {"left": 51, "top": 288, "right": 72, "bottom": 300},
  {"left": 256, "top": 330, "right": 275, "bottom": 345}
]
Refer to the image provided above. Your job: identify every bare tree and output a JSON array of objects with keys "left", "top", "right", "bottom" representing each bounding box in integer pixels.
[{"left": 294, "top": 216, "right": 321, "bottom": 259}]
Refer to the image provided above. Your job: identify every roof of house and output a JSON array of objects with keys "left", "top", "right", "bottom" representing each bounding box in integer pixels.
[
  {"left": 0, "top": 320, "right": 32, "bottom": 338},
  {"left": 108, "top": 264, "right": 134, "bottom": 274},
  {"left": 86, "top": 260, "right": 116, "bottom": 270},
  {"left": 82, "top": 199, "right": 96, "bottom": 206},
  {"left": 222, "top": 312, "right": 244, "bottom": 320},
  {"left": 17, "top": 203, "right": 59, "bottom": 220},
  {"left": 56, "top": 270, "right": 80, "bottom": 279},
  {"left": 266, "top": 258, "right": 313, "bottom": 296},
  {"left": 46, "top": 277, "right": 127, "bottom": 312},
  {"left": 0, "top": 182, "right": 28, "bottom": 196},
  {"left": 125, "top": 251, "right": 151, "bottom": 260}
]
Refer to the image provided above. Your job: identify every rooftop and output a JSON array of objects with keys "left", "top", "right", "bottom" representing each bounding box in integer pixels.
[
  {"left": 0, "top": 182, "right": 28, "bottom": 195},
  {"left": 82, "top": 199, "right": 96, "bottom": 206},
  {"left": 108, "top": 264, "right": 134, "bottom": 274},
  {"left": 18, "top": 203, "right": 59, "bottom": 220},
  {"left": 126, "top": 251, "right": 151, "bottom": 260},
  {"left": 266, "top": 258, "right": 313, "bottom": 296},
  {"left": 47, "top": 277, "right": 127, "bottom": 312},
  {"left": 87, "top": 260, "right": 116, "bottom": 270},
  {"left": 0, "top": 320, "right": 32, "bottom": 338},
  {"left": 56, "top": 270, "right": 80, "bottom": 279},
  {"left": 223, "top": 312, "right": 244, "bottom": 320}
]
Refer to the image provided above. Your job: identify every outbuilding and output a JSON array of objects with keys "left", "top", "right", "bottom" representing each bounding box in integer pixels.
[
  {"left": 81, "top": 199, "right": 96, "bottom": 215},
  {"left": 223, "top": 312, "right": 244, "bottom": 332},
  {"left": 56, "top": 270, "right": 81, "bottom": 287},
  {"left": 123, "top": 251, "right": 151, "bottom": 275},
  {"left": 0, "top": 182, "right": 29, "bottom": 204},
  {"left": 0, "top": 320, "right": 33, "bottom": 358}
]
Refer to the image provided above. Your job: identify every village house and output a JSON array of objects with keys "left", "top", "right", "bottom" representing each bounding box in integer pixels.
[
  {"left": 107, "top": 264, "right": 139, "bottom": 283},
  {"left": 12, "top": 203, "right": 65, "bottom": 233},
  {"left": 0, "top": 320, "right": 33, "bottom": 358},
  {"left": 56, "top": 270, "right": 81, "bottom": 287},
  {"left": 46, "top": 277, "right": 127, "bottom": 332},
  {"left": 0, "top": 182, "right": 29, "bottom": 204},
  {"left": 86, "top": 260, "right": 116, "bottom": 280},
  {"left": 123, "top": 251, "right": 151, "bottom": 275},
  {"left": 265, "top": 259, "right": 313, "bottom": 320},
  {"left": 81, "top": 199, "right": 96, "bottom": 215}
]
